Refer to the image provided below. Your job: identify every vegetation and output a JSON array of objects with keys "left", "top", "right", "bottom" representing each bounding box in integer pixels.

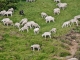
[{"left": 0, "top": 0, "right": 80, "bottom": 60}]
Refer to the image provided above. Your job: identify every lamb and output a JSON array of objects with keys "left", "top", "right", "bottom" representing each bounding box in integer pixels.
[
  {"left": 54, "top": 8, "right": 60, "bottom": 15},
  {"left": 20, "top": 18, "right": 28, "bottom": 26},
  {"left": 70, "top": 19, "right": 78, "bottom": 26},
  {"left": 50, "top": 28, "right": 56, "bottom": 33},
  {"left": 3, "top": 20, "right": 14, "bottom": 26},
  {"left": 14, "top": 22, "right": 20, "bottom": 29},
  {"left": 4, "top": 11, "right": 12, "bottom": 17},
  {"left": 67, "top": 58, "right": 78, "bottom": 60},
  {"left": 45, "top": 16, "right": 55, "bottom": 23},
  {"left": 56, "top": 3, "right": 67, "bottom": 10},
  {"left": 34, "top": 28, "right": 39, "bottom": 34},
  {"left": 31, "top": 44, "right": 40, "bottom": 51},
  {"left": 19, "top": 26, "right": 28, "bottom": 32},
  {"left": 62, "top": 21, "right": 71, "bottom": 28},
  {"left": 41, "top": 12, "right": 48, "bottom": 18},
  {"left": 8, "top": 8, "right": 14, "bottom": 12},
  {"left": 54, "top": 0, "right": 61, "bottom": 3},
  {"left": 42, "top": 32, "right": 51, "bottom": 39}
]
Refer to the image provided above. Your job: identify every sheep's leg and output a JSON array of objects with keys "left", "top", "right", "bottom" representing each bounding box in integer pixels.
[{"left": 50, "top": 35, "right": 51, "bottom": 39}]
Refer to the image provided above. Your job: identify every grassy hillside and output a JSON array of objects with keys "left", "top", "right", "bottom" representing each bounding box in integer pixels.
[{"left": 0, "top": 0, "right": 80, "bottom": 60}]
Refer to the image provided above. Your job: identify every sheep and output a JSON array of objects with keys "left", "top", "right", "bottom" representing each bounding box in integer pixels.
[
  {"left": 54, "top": 0, "right": 61, "bottom": 3},
  {"left": 31, "top": 44, "right": 40, "bottom": 51},
  {"left": 54, "top": 8, "right": 60, "bottom": 15},
  {"left": 34, "top": 28, "right": 39, "bottom": 34},
  {"left": 70, "top": 18, "right": 78, "bottom": 26},
  {"left": 1, "top": 18, "right": 10, "bottom": 23},
  {"left": 3, "top": 20, "right": 14, "bottom": 26},
  {"left": 19, "top": 26, "right": 28, "bottom": 32},
  {"left": 45, "top": 16, "right": 55, "bottom": 23},
  {"left": 56, "top": 3, "right": 67, "bottom": 10},
  {"left": 0, "top": 10, "right": 6, "bottom": 16},
  {"left": 74, "top": 15, "right": 80, "bottom": 20},
  {"left": 50, "top": 28, "right": 56, "bottom": 33},
  {"left": 67, "top": 58, "right": 78, "bottom": 60},
  {"left": 26, "top": 0, "right": 35, "bottom": 2},
  {"left": 24, "top": 21, "right": 35, "bottom": 29},
  {"left": 32, "top": 23, "right": 40, "bottom": 28},
  {"left": 42, "top": 32, "right": 51, "bottom": 39},
  {"left": 20, "top": 18, "right": 28, "bottom": 26},
  {"left": 14, "top": 22, "right": 20, "bottom": 29},
  {"left": 4, "top": 11, "right": 12, "bottom": 17},
  {"left": 8, "top": 8, "right": 14, "bottom": 12},
  {"left": 62, "top": 21, "right": 71, "bottom": 28},
  {"left": 41, "top": 12, "right": 48, "bottom": 18}
]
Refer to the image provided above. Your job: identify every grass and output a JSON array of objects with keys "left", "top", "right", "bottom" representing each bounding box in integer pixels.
[{"left": 0, "top": 0, "right": 80, "bottom": 60}]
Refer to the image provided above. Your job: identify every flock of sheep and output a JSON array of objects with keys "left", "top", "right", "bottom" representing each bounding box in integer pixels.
[{"left": 0, "top": 1, "right": 80, "bottom": 59}]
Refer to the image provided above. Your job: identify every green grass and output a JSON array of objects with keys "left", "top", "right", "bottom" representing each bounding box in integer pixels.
[{"left": 0, "top": 0, "right": 80, "bottom": 60}]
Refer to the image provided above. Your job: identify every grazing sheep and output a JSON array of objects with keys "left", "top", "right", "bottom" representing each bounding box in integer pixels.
[
  {"left": 19, "top": 26, "right": 28, "bottom": 32},
  {"left": 45, "top": 16, "right": 55, "bottom": 23},
  {"left": 32, "top": 23, "right": 40, "bottom": 28},
  {"left": 41, "top": 12, "right": 48, "bottom": 18},
  {"left": 4, "top": 11, "right": 12, "bottom": 17},
  {"left": 62, "top": 21, "right": 71, "bottom": 28},
  {"left": 74, "top": 15, "right": 80, "bottom": 20},
  {"left": 54, "top": 0, "right": 61, "bottom": 3},
  {"left": 67, "top": 58, "right": 78, "bottom": 60},
  {"left": 54, "top": 8, "right": 60, "bottom": 15},
  {"left": 50, "top": 28, "right": 56, "bottom": 33},
  {"left": 42, "top": 32, "right": 51, "bottom": 39},
  {"left": 57, "top": 3, "right": 67, "bottom": 10},
  {"left": 1, "top": 18, "right": 10, "bottom": 23},
  {"left": 15, "top": 22, "right": 20, "bottom": 29},
  {"left": 3, "top": 20, "right": 14, "bottom": 26},
  {"left": 8, "top": 8, "right": 14, "bottom": 12},
  {"left": 70, "top": 19, "right": 78, "bottom": 26},
  {"left": 31, "top": 44, "right": 40, "bottom": 51},
  {"left": 20, "top": 18, "right": 28, "bottom": 26},
  {"left": 0, "top": 10, "right": 6, "bottom": 16},
  {"left": 24, "top": 21, "right": 35, "bottom": 29},
  {"left": 34, "top": 28, "right": 39, "bottom": 34}
]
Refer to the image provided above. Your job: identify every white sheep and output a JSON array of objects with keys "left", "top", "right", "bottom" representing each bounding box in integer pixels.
[
  {"left": 20, "top": 18, "right": 28, "bottom": 26},
  {"left": 57, "top": 3, "right": 67, "bottom": 10},
  {"left": 1, "top": 18, "right": 10, "bottom": 23},
  {"left": 42, "top": 32, "right": 51, "bottom": 39},
  {"left": 54, "top": 8, "right": 60, "bottom": 15},
  {"left": 54, "top": 0, "right": 61, "bottom": 3},
  {"left": 50, "top": 28, "right": 56, "bottom": 33},
  {"left": 4, "top": 11, "right": 12, "bottom": 17},
  {"left": 31, "top": 44, "right": 40, "bottom": 51},
  {"left": 26, "top": 0, "right": 35, "bottom": 2},
  {"left": 32, "top": 23, "right": 40, "bottom": 28},
  {"left": 62, "top": 21, "right": 71, "bottom": 28},
  {"left": 70, "top": 19, "right": 78, "bottom": 26},
  {"left": 15, "top": 22, "right": 20, "bottom": 29},
  {"left": 34, "top": 28, "right": 39, "bottom": 34},
  {"left": 74, "top": 15, "right": 80, "bottom": 20},
  {"left": 19, "top": 26, "right": 28, "bottom": 32},
  {"left": 24, "top": 21, "right": 35, "bottom": 29},
  {"left": 67, "top": 58, "right": 78, "bottom": 60},
  {"left": 0, "top": 10, "right": 6, "bottom": 16},
  {"left": 41, "top": 12, "right": 48, "bottom": 18},
  {"left": 8, "top": 8, "right": 14, "bottom": 12},
  {"left": 3, "top": 20, "right": 14, "bottom": 26},
  {"left": 45, "top": 16, "right": 55, "bottom": 23}
]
